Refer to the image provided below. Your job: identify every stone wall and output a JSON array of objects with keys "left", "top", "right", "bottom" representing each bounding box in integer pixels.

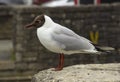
[
  {"left": 0, "top": 6, "right": 13, "bottom": 39},
  {"left": 13, "top": 4, "right": 120, "bottom": 72}
]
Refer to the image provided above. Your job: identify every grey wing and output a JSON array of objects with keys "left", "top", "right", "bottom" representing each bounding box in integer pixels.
[{"left": 52, "top": 25, "right": 95, "bottom": 51}]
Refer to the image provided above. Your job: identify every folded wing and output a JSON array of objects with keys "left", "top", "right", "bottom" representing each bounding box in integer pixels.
[{"left": 51, "top": 24, "right": 95, "bottom": 51}]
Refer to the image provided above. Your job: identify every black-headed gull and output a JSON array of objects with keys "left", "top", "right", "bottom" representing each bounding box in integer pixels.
[{"left": 25, "top": 14, "right": 101, "bottom": 71}]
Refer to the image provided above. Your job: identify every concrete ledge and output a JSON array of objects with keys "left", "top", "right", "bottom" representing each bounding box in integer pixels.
[
  {"left": 0, "top": 40, "right": 12, "bottom": 51},
  {"left": 32, "top": 63, "right": 120, "bottom": 82},
  {"left": 0, "top": 40, "right": 13, "bottom": 60},
  {"left": 0, "top": 76, "right": 31, "bottom": 82},
  {"left": 0, "top": 61, "right": 15, "bottom": 70}
]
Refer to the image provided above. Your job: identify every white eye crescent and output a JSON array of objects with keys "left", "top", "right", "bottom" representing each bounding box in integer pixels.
[{"left": 35, "top": 20, "right": 41, "bottom": 23}]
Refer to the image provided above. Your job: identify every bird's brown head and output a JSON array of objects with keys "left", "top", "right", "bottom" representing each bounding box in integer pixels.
[{"left": 25, "top": 14, "right": 45, "bottom": 29}]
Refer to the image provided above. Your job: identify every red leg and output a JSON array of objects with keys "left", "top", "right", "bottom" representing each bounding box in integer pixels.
[
  {"left": 54, "top": 53, "right": 64, "bottom": 71},
  {"left": 56, "top": 54, "right": 62, "bottom": 68},
  {"left": 60, "top": 53, "right": 64, "bottom": 69}
]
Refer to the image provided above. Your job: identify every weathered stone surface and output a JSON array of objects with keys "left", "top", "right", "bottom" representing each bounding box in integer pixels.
[{"left": 32, "top": 63, "right": 120, "bottom": 82}]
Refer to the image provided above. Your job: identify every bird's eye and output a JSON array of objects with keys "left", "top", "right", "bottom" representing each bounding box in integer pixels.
[{"left": 35, "top": 20, "right": 41, "bottom": 23}]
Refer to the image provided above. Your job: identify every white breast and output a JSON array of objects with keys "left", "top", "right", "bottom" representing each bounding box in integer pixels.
[{"left": 37, "top": 27, "right": 62, "bottom": 53}]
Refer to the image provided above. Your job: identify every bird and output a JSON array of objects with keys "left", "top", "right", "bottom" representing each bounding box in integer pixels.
[{"left": 25, "top": 14, "right": 104, "bottom": 71}]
